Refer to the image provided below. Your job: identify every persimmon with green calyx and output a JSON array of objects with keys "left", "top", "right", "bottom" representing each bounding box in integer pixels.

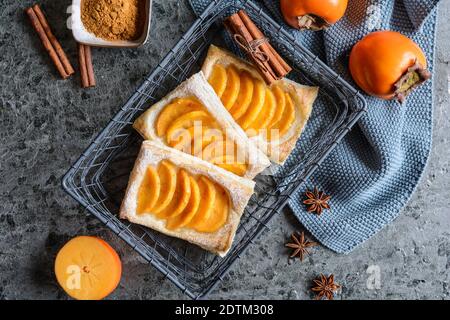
[
  {"left": 54, "top": 236, "right": 122, "bottom": 300},
  {"left": 280, "top": 0, "right": 348, "bottom": 30},
  {"left": 349, "top": 31, "right": 431, "bottom": 103}
]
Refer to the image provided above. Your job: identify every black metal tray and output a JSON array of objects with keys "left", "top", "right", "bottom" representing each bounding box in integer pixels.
[{"left": 62, "top": 0, "right": 366, "bottom": 299}]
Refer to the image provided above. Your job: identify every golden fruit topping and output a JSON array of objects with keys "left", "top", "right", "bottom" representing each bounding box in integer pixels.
[
  {"left": 207, "top": 65, "right": 297, "bottom": 140},
  {"left": 137, "top": 161, "right": 231, "bottom": 233},
  {"left": 156, "top": 98, "right": 201, "bottom": 137},
  {"left": 155, "top": 96, "right": 248, "bottom": 177},
  {"left": 193, "top": 183, "right": 230, "bottom": 233},
  {"left": 151, "top": 161, "right": 177, "bottom": 214},
  {"left": 208, "top": 65, "right": 228, "bottom": 98},
  {"left": 230, "top": 70, "right": 254, "bottom": 119},
  {"left": 221, "top": 65, "right": 241, "bottom": 110},
  {"left": 137, "top": 166, "right": 160, "bottom": 214}
]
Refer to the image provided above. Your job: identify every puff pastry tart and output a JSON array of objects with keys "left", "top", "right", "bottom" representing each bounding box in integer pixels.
[
  {"left": 202, "top": 45, "right": 319, "bottom": 164},
  {"left": 120, "top": 141, "right": 256, "bottom": 256},
  {"left": 133, "top": 72, "right": 270, "bottom": 180}
]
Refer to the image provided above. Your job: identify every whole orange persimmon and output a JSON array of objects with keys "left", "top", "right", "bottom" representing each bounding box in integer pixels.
[
  {"left": 349, "top": 31, "right": 431, "bottom": 103},
  {"left": 280, "top": 0, "right": 348, "bottom": 30}
]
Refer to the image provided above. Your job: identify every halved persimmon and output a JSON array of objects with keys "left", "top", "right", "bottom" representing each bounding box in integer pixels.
[{"left": 54, "top": 236, "right": 122, "bottom": 300}]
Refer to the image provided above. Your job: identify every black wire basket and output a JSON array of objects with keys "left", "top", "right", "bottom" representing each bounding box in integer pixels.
[{"left": 62, "top": 0, "right": 366, "bottom": 299}]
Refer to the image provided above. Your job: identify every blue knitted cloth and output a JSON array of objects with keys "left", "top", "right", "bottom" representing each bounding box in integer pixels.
[{"left": 189, "top": 0, "right": 439, "bottom": 253}]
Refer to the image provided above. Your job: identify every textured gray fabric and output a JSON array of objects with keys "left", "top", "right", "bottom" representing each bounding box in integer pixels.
[{"left": 189, "top": 0, "right": 439, "bottom": 253}]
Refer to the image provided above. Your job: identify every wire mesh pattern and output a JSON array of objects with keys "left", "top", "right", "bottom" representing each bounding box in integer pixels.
[{"left": 62, "top": 0, "right": 366, "bottom": 299}]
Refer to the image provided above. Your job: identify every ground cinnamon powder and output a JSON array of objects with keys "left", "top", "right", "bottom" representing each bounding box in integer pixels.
[{"left": 81, "top": 0, "right": 146, "bottom": 41}]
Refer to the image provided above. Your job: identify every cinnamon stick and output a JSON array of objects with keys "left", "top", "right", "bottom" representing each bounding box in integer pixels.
[
  {"left": 32, "top": 4, "right": 75, "bottom": 76},
  {"left": 78, "top": 43, "right": 89, "bottom": 88},
  {"left": 84, "top": 45, "right": 96, "bottom": 87},
  {"left": 237, "top": 10, "right": 292, "bottom": 76},
  {"left": 26, "top": 7, "right": 69, "bottom": 79},
  {"left": 78, "top": 43, "right": 95, "bottom": 88},
  {"left": 225, "top": 14, "right": 276, "bottom": 85}
]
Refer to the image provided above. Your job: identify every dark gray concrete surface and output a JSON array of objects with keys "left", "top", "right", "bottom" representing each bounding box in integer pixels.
[{"left": 0, "top": 0, "right": 449, "bottom": 300}]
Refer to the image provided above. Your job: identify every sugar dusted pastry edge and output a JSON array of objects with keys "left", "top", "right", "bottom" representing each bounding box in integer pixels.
[
  {"left": 119, "top": 141, "right": 256, "bottom": 257},
  {"left": 132, "top": 72, "right": 271, "bottom": 180},
  {"left": 201, "top": 45, "right": 319, "bottom": 164}
]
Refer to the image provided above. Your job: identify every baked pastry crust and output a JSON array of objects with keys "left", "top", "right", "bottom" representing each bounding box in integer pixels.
[
  {"left": 201, "top": 45, "right": 319, "bottom": 164},
  {"left": 133, "top": 72, "right": 270, "bottom": 179},
  {"left": 119, "top": 141, "right": 256, "bottom": 257}
]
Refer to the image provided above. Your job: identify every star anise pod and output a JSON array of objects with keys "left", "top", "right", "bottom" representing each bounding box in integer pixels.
[
  {"left": 303, "top": 187, "right": 330, "bottom": 215},
  {"left": 285, "top": 231, "right": 317, "bottom": 261},
  {"left": 311, "top": 274, "right": 341, "bottom": 300}
]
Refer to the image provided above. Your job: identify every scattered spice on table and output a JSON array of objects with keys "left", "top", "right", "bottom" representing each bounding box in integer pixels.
[
  {"left": 285, "top": 231, "right": 317, "bottom": 261},
  {"left": 81, "top": 0, "right": 147, "bottom": 41},
  {"left": 25, "top": 4, "right": 74, "bottom": 79},
  {"left": 311, "top": 274, "right": 341, "bottom": 300},
  {"left": 303, "top": 187, "right": 331, "bottom": 215}
]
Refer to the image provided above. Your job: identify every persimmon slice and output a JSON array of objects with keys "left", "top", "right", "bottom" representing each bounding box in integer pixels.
[
  {"left": 208, "top": 65, "right": 228, "bottom": 98},
  {"left": 193, "top": 184, "right": 230, "bottom": 233},
  {"left": 200, "top": 139, "right": 236, "bottom": 162},
  {"left": 191, "top": 127, "right": 223, "bottom": 156},
  {"left": 136, "top": 161, "right": 232, "bottom": 232},
  {"left": 166, "top": 176, "right": 201, "bottom": 230},
  {"left": 137, "top": 166, "right": 160, "bottom": 214},
  {"left": 248, "top": 88, "right": 276, "bottom": 136},
  {"left": 157, "top": 169, "right": 191, "bottom": 218},
  {"left": 166, "top": 111, "right": 215, "bottom": 143},
  {"left": 188, "top": 177, "right": 216, "bottom": 227},
  {"left": 54, "top": 236, "right": 122, "bottom": 300},
  {"left": 216, "top": 162, "right": 248, "bottom": 177},
  {"left": 268, "top": 85, "right": 286, "bottom": 129},
  {"left": 221, "top": 65, "right": 241, "bottom": 110},
  {"left": 169, "top": 126, "right": 195, "bottom": 154},
  {"left": 275, "top": 92, "right": 296, "bottom": 137},
  {"left": 210, "top": 154, "right": 247, "bottom": 177},
  {"left": 230, "top": 70, "right": 254, "bottom": 120},
  {"left": 238, "top": 79, "right": 266, "bottom": 130},
  {"left": 156, "top": 98, "right": 201, "bottom": 136},
  {"left": 151, "top": 161, "right": 177, "bottom": 214}
]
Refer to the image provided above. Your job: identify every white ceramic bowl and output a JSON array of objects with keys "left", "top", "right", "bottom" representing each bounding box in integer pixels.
[{"left": 67, "top": 0, "right": 152, "bottom": 48}]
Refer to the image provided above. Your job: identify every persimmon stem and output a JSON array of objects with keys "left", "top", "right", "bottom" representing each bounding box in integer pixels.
[
  {"left": 394, "top": 61, "right": 431, "bottom": 103},
  {"left": 297, "top": 14, "right": 331, "bottom": 31}
]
